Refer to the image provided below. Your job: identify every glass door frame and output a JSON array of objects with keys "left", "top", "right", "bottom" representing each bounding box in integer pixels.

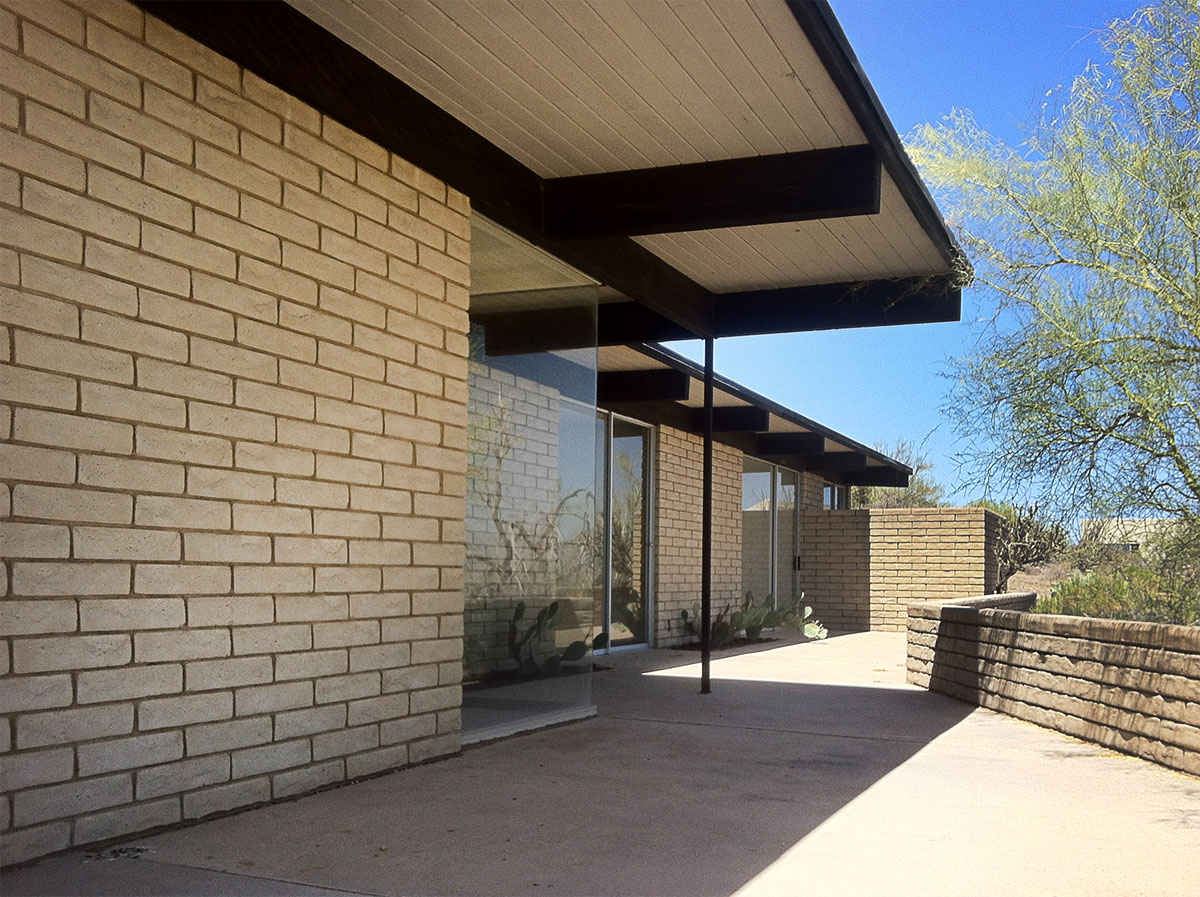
[
  {"left": 596, "top": 410, "right": 655, "bottom": 653},
  {"left": 743, "top": 459, "right": 802, "bottom": 609}
]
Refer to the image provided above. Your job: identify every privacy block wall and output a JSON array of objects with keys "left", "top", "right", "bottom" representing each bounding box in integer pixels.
[
  {"left": 799, "top": 508, "right": 1002, "bottom": 632},
  {"left": 0, "top": 0, "right": 469, "bottom": 865}
]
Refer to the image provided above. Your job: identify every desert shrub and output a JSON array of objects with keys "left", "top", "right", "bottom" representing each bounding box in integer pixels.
[
  {"left": 974, "top": 501, "right": 1069, "bottom": 583},
  {"left": 680, "top": 593, "right": 827, "bottom": 646},
  {"left": 1033, "top": 520, "right": 1200, "bottom": 626}
]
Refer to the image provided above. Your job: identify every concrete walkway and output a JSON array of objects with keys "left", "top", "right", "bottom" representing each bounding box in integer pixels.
[{"left": 5, "top": 632, "right": 1199, "bottom": 897}]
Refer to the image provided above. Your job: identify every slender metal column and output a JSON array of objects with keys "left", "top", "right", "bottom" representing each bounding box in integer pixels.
[{"left": 700, "top": 336, "right": 714, "bottom": 694}]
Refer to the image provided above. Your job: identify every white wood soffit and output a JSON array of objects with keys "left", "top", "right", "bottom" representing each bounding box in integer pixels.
[{"left": 286, "top": 0, "right": 949, "bottom": 294}]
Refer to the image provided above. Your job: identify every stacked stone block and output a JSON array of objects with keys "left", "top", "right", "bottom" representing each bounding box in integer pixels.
[
  {"left": 653, "top": 425, "right": 741, "bottom": 646},
  {"left": 1, "top": 0, "right": 468, "bottom": 864},
  {"left": 908, "top": 598, "right": 1200, "bottom": 777}
]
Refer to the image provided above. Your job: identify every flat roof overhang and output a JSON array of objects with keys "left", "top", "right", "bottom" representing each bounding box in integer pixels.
[
  {"left": 136, "top": 0, "right": 966, "bottom": 343},
  {"left": 598, "top": 343, "right": 912, "bottom": 488}
]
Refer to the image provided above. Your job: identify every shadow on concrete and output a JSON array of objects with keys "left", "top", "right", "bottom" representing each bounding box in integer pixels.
[{"left": 4, "top": 645, "right": 977, "bottom": 897}]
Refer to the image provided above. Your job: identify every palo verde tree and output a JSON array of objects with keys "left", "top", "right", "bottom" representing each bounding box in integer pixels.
[
  {"left": 907, "top": 0, "right": 1200, "bottom": 522},
  {"left": 852, "top": 439, "right": 946, "bottom": 508}
]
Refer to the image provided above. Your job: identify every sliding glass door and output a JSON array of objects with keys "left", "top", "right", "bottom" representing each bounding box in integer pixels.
[
  {"left": 596, "top": 412, "right": 653, "bottom": 648},
  {"left": 741, "top": 459, "right": 801, "bottom": 607}
]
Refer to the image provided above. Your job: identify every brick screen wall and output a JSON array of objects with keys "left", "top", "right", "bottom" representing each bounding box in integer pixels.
[
  {"left": 799, "top": 508, "right": 1003, "bottom": 632},
  {"left": 1, "top": 0, "right": 468, "bottom": 864},
  {"left": 653, "top": 426, "right": 741, "bottom": 646}
]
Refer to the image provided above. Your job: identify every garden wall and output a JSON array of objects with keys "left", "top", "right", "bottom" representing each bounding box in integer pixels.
[
  {"left": 799, "top": 507, "right": 1002, "bottom": 631},
  {"left": 908, "top": 595, "right": 1200, "bottom": 777},
  {"left": 1, "top": 0, "right": 468, "bottom": 865}
]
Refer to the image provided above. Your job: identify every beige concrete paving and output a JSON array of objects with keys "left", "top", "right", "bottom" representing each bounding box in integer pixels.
[{"left": 5, "top": 632, "right": 1199, "bottom": 897}]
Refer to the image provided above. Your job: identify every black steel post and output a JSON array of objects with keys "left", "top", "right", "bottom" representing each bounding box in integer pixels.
[{"left": 701, "top": 337, "right": 714, "bottom": 694}]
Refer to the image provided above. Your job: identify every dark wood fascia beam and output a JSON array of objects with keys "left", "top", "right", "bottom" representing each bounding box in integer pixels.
[
  {"left": 842, "top": 468, "right": 910, "bottom": 487},
  {"left": 135, "top": 0, "right": 717, "bottom": 340},
  {"left": 756, "top": 433, "right": 826, "bottom": 456},
  {"left": 597, "top": 370, "right": 691, "bottom": 404},
  {"left": 713, "top": 275, "right": 961, "bottom": 337},
  {"left": 475, "top": 307, "right": 596, "bottom": 356},
  {"left": 806, "top": 452, "right": 868, "bottom": 473},
  {"left": 543, "top": 146, "right": 880, "bottom": 239},
  {"left": 785, "top": 0, "right": 960, "bottom": 271},
  {"left": 688, "top": 406, "right": 769, "bottom": 433},
  {"left": 598, "top": 303, "right": 696, "bottom": 344}
]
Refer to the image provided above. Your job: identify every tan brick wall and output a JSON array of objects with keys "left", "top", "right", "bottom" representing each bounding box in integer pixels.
[
  {"left": 907, "top": 599, "right": 1200, "bottom": 777},
  {"left": 799, "top": 508, "right": 1002, "bottom": 633},
  {"left": 653, "top": 426, "right": 741, "bottom": 646},
  {"left": 0, "top": 0, "right": 468, "bottom": 865}
]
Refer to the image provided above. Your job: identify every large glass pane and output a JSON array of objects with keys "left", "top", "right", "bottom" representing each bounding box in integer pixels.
[
  {"left": 610, "top": 419, "right": 650, "bottom": 645},
  {"left": 461, "top": 314, "right": 600, "bottom": 743},
  {"left": 776, "top": 468, "right": 799, "bottom": 604},
  {"left": 741, "top": 459, "right": 774, "bottom": 603}
]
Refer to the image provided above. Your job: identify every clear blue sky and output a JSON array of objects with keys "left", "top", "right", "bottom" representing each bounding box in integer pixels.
[{"left": 669, "top": 0, "right": 1146, "bottom": 505}]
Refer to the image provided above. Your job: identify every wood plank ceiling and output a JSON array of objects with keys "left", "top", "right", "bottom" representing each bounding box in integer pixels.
[{"left": 286, "top": 0, "right": 956, "bottom": 296}]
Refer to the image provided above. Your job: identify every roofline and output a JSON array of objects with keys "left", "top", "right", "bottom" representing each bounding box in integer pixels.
[
  {"left": 786, "top": 1, "right": 962, "bottom": 273},
  {"left": 630, "top": 342, "right": 913, "bottom": 475}
]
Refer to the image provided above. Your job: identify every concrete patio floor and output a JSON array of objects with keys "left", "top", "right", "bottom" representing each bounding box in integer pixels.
[{"left": 5, "top": 632, "right": 1199, "bottom": 897}]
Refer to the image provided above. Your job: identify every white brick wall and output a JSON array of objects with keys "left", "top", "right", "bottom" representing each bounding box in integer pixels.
[{"left": 1, "top": 0, "right": 468, "bottom": 865}]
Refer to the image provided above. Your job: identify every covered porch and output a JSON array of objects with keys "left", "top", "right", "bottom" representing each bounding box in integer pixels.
[{"left": 6, "top": 631, "right": 1196, "bottom": 897}]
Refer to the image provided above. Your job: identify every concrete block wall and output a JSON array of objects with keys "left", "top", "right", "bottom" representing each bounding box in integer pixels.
[
  {"left": 799, "top": 507, "right": 1002, "bottom": 632},
  {"left": 654, "top": 426, "right": 741, "bottom": 646},
  {"left": 0, "top": 0, "right": 469, "bottom": 865},
  {"left": 908, "top": 598, "right": 1200, "bottom": 777}
]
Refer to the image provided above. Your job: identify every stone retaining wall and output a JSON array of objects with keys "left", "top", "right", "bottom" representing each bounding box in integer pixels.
[{"left": 908, "top": 595, "right": 1200, "bottom": 777}]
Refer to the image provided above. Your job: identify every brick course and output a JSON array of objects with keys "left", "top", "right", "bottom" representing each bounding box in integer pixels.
[
  {"left": 1, "top": 0, "right": 467, "bottom": 865},
  {"left": 799, "top": 507, "right": 1003, "bottom": 632},
  {"left": 907, "top": 596, "right": 1200, "bottom": 777}
]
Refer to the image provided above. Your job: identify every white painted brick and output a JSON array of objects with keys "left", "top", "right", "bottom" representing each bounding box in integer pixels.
[
  {"left": 136, "top": 495, "right": 231, "bottom": 530},
  {"left": 346, "top": 743, "right": 408, "bottom": 779},
  {"left": 136, "top": 425, "right": 233, "bottom": 467},
  {"left": 235, "top": 681, "right": 313, "bottom": 717},
  {"left": 186, "top": 656, "right": 273, "bottom": 691},
  {"left": 144, "top": 153, "right": 238, "bottom": 216},
  {"left": 313, "top": 620, "right": 379, "bottom": 650},
  {"left": 0, "top": 673, "right": 73, "bottom": 713},
  {"left": 79, "top": 454, "right": 184, "bottom": 494},
  {"left": 280, "top": 360, "right": 352, "bottom": 402},
  {"left": 347, "top": 693, "right": 408, "bottom": 727},
  {"left": 74, "top": 527, "right": 181, "bottom": 561},
  {"left": 189, "top": 401, "right": 275, "bottom": 442},
  {"left": 196, "top": 144, "right": 282, "bottom": 202},
  {"left": 77, "top": 731, "right": 183, "bottom": 776},
  {"left": 348, "top": 643, "right": 410, "bottom": 675},
  {"left": 23, "top": 176, "right": 139, "bottom": 246},
  {"left": 26, "top": 101, "right": 140, "bottom": 176},
  {"left": 0, "top": 747, "right": 76, "bottom": 792},
  {"left": 139, "top": 691, "right": 232, "bottom": 731},
  {"left": 138, "top": 357, "right": 233, "bottom": 404},
  {"left": 274, "top": 593, "right": 348, "bottom": 623},
  {"left": 134, "top": 626, "right": 230, "bottom": 662},
  {"left": 234, "top": 440, "right": 314, "bottom": 476},
  {"left": 15, "top": 331, "right": 132, "bottom": 385},
  {"left": 14, "top": 407, "right": 131, "bottom": 455},
  {"left": 277, "top": 418, "right": 350, "bottom": 455},
  {"left": 20, "top": 254, "right": 138, "bottom": 316},
  {"left": 80, "top": 597, "right": 186, "bottom": 631},
  {"left": 0, "top": 821, "right": 71, "bottom": 867},
  {"left": 18, "top": 704, "right": 134, "bottom": 749},
  {"left": 74, "top": 796, "right": 181, "bottom": 845},
  {"left": 316, "top": 566, "right": 382, "bottom": 594},
  {"left": 275, "top": 704, "right": 346, "bottom": 741},
  {"left": 312, "top": 724, "right": 377, "bottom": 762},
  {"left": 13, "top": 773, "right": 131, "bottom": 827},
  {"left": 77, "top": 662, "right": 182, "bottom": 703},
  {"left": 143, "top": 82, "right": 237, "bottom": 150},
  {"left": 83, "top": 308, "right": 188, "bottom": 361},
  {"left": 274, "top": 648, "right": 347, "bottom": 682},
  {"left": 184, "top": 532, "right": 271, "bottom": 564},
  {"left": 275, "top": 535, "right": 347, "bottom": 565},
  {"left": 231, "top": 504, "right": 311, "bottom": 535},
  {"left": 83, "top": 383, "right": 186, "bottom": 428},
  {"left": 238, "top": 256, "right": 318, "bottom": 307},
  {"left": 271, "top": 759, "right": 343, "bottom": 799},
  {"left": 186, "top": 716, "right": 272, "bottom": 756},
  {"left": 187, "top": 594, "right": 274, "bottom": 628},
  {"left": 314, "top": 671, "right": 379, "bottom": 704},
  {"left": 236, "top": 380, "right": 315, "bottom": 421},
  {"left": 183, "top": 777, "right": 270, "bottom": 820},
  {"left": 12, "top": 562, "right": 131, "bottom": 597},
  {"left": 231, "top": 739, "right": 311, "bottom": 780},
  {"left": 191, "top": 334, "right": 278, "bottom": 382},
  {"left": 187, "top": 467, "right": 274, "bottom": 503},
  {"left": 379, "top": 712, "right": 436, "bottom": 746},
  {"left": 86, "top": 19, "right": 192, "bottom": 96},
  {"left": 232, "top": 624, "right": 311, "bottom": 655},
  {"left": 0, "top": 598, "right": 76, "bottom": 635},
  {"left": 89, "top": 93, "right": 192, "bottom": 163},
  {"left": 276, "top": 477, "right": 348, "bottom": 510},
  {"left": 0, "top": 521, "right": 71, "bottom": 558},
  {"left": 237, "top": 317, "right": 316, "bottom": 363}
]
